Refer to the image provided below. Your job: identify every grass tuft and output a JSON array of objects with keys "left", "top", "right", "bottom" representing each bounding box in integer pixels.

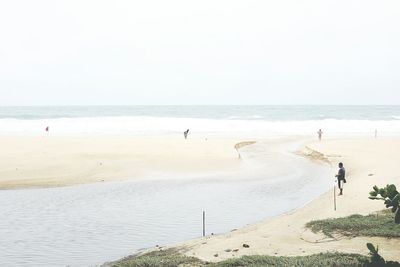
[
  {"left": 306, "top": 210, "right": 400, "bottom": 238},
  {"left": 109, "top": 249, "right": 203, "bottom": 267},
  {"left": 109, "top": 249, "right": 370, "bottom": 267},
  {"left": 213, "top": 253, "right": 368, "bottom": 267}
]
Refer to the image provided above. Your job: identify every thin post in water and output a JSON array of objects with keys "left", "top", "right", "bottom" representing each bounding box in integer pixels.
[
  {"left": 202, "top": 211, "right": 205, "bottom": 237},
  {"left": 334, "top": 185, "right": 337, "bottom": 211}
]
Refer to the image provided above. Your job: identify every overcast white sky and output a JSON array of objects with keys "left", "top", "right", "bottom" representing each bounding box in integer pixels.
[{"left": 0, "top": 1, "right": 399, "bottom": 105}]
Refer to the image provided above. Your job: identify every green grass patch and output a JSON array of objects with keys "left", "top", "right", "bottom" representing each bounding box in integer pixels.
[
  {"left": 306, "top": 210, "right": 400, "bottom": 238},
  {"left": 213, "top": 253, "right": 369, "bottom": 267},
  {"left": 109, "top": 249, "right": 203, "bottom": 267},
  {"left": 109, "top": 249, "right": 370, "bottom": 267}
]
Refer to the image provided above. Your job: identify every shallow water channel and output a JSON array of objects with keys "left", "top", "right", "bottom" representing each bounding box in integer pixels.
[{"left": 0, "top": 140, "right": 333, "bottom": 267}]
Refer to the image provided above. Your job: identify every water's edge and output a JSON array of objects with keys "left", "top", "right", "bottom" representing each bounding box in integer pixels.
[{"left": 100, "top": 138, "right": 333, "bottom": 267}]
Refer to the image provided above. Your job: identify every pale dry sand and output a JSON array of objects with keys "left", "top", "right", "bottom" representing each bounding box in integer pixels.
[
  {"left": 175, "top": 137, "right": 400, "bottom": 261},
  {"left": 0, "top": 136, "right": 242, "bottom": 189}
]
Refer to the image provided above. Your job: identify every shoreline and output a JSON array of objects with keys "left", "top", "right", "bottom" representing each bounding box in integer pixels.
[{"left": 121, "top": 136, "right": 400, "bottom": 263}]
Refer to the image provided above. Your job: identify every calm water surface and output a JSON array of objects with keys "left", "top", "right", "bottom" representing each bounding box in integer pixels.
[{"left": 0, "top": 141, "right": 332, "bottom": 267}]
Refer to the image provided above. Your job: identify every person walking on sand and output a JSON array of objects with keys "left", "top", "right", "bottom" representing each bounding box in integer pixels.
[
  {"left": 183, "top": 129, "right": 189, "bottom": 139},
  {"left": 45, "top": 126, "right": 49, "bottom": 135},
  {"left": 317, "top": 129, "right": 323, "bottom": 141},
  {"left": 335, "top": 162, "right": 346, "bottom": 195}
]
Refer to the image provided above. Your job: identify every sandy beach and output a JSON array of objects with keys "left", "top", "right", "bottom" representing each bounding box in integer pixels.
[
  {"left": 1, "top": 134, "right": 399, "bottom": 264},
  {"left": 0, "top": 136, "right": 243, "bottom": 189},
  {"left": 171, "top": 137, "right": 400, "bottom": 261}
]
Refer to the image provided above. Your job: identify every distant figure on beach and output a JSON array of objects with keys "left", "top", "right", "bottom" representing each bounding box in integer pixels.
[
  {"left": 45, "top": 126, "right": 49, "bottom": 135},
  {"left": 317, "top": 129, "right": 323, "bottom": 140},
  {"left": 184, "top": 129, "right": 189, "bottom": 139},
  {"left": 335, "top": 162, "right": 346, "bottom": 195}
]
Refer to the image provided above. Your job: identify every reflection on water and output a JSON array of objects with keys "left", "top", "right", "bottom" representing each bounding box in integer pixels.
[{"left": 0, "top": 141, "right": 332, "bottom": 267}]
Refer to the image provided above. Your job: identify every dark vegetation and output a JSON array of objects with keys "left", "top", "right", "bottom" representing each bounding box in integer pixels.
[
  {"left": 109, "top": 249, "right": 370, "bottom": 267},
  {"left": 306, "top": 209, "right": 400, "bottom": 238},
  {"left": 369, "top": 184, "right": 400, "bottom": 224}
]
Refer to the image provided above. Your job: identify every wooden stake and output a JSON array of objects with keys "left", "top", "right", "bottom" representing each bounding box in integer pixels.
[
  {"left": 334, "top": 185, "right": 337, "bottom": 211},
  {"left": 202, "top": 211, "right": 206, "bottom": 237}
]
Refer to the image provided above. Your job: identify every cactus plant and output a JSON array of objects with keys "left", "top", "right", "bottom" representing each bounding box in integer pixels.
[
  {"left": 365, "top": 243, "right": 400, "bottom": 267},
  {"left": 366, "top": 243, "right": 385, "bottom": 265},
  {"left": 369, "top": 184, "right": 400, "bottom": 224}
]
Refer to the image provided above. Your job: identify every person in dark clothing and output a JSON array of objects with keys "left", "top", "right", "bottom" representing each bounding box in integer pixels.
[
  {"left": 335, "top": 162, "right": 346, "bottom": 195},
  {"left": 184, "top": 129, "right": 189, "bottom": 139}
]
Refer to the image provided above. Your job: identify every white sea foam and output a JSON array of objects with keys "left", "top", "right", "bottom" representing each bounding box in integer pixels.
[
  {"left": 227, "top": 115, "right": 264, "bottom": 120},
  {"left": 0, "top": 116, "right": 400, "bottom": 136}
]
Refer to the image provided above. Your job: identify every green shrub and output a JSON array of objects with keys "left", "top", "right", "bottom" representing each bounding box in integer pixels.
[{"left": 369, "top": 184, "right": 400, "bottom": 224}]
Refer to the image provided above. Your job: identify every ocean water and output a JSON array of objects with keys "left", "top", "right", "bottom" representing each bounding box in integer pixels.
[{"left": 0, "top": 105, "right": 400, "bottom": 136}]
